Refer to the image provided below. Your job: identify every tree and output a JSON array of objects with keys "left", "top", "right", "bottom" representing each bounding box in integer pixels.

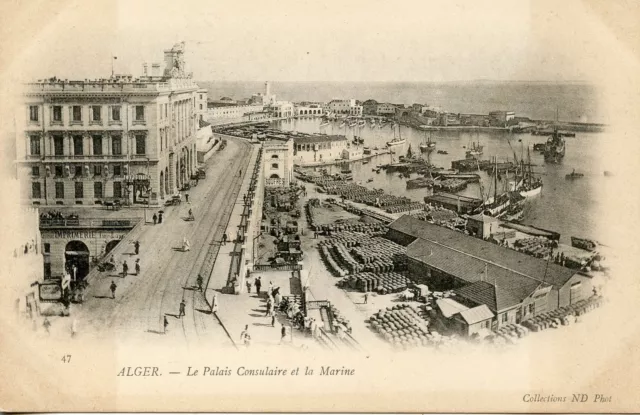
[{"left": 406, "top": 144, "right": 413, "bottom": 159}]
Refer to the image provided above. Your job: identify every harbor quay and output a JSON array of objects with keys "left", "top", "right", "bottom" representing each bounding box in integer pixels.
[{"left": 10, "top": 43, "right": 609, "bottom": 353}]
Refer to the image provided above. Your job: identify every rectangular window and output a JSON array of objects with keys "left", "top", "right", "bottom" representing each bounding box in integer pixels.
[
  {"left": 53, "top": 135, "right": 64, "bottom": 156},
  {"left": 113, "top": 181, "right": 122, "bottom": 198},
  {"left": 30, "top": 135, "right": 41, "bottom": 155},
  {"left": 29, "top": 105, "right": 38, "bottom": 122},
  {"left": 92, "top": 135, "right": 102, "bottom": 155},
  {"left": 32, "top": 166, "right": 40, "bottom": 176},
  {"left": 92, "top": 106, "right": 101, "bottom": 121},
  {"left": 55, "top": 165, "right": 63, "bottom": 178},
  {"left": 94, "top": 182, "right": 103, "bottom": 198},
  {"left": 111, "top": 136, "right": 122, "bottom": 155},
  {"left": 72, "top": 106, "right": 82, "bottom": 122},
  {"left": 75, "top": 182, "right": 83, "bottom": 198},
  {"left": 113, "top": 165, "right": 121, "bottom": 177},
  {"left": 73, "top": 135, "right": 83, "bottom": 155},
  {"left": 32, "top": 182, "right": 41, "bottom": 198},
  {"left": 44, "top": 243, "right": 51, "bottom": 254},
  {"left": 111, "top": 106, "right": 121, "bottom": 121},
  {"left": 135, "top": 135, "right": 146, "bottom": 155},
  {"left": 55, "top": 182, "right": 64, "bottom": 198},
  {"left": 528, "top": 303, "right": 535, "bottom": 315},
  {"left": 164, "top": 104, "right": 167, "bottom": 119},
  {"left": 135, "top": 105, "right": 145, "bottom": 121},
  {"left": 52, "top": 106, "right": 62, "bottom": 122},
  {"left": 75, "top": 165, "right": 83, "bottom": 177},
  {"left": 501, "top": 313, "right": 508, "bottom": 323},
  {"left": 94, "top": 165, "right": 102, "bottom": 176}
]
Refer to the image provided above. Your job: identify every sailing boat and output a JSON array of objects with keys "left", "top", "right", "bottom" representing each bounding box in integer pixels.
[
  {"left": 519, "top": 147, "right": 543, "bottom": 197},
  {"left": 479, "top": 157, "right": 511, "bottom": 217},
  {"left": 419, "top": 132, "right": 436, "bottom": 153},
  {"left": 386, "top": 124, "right": 406, "bottom": 147},
  {"left": 465, "top": 133, "right": 483, "bottom": 159}
]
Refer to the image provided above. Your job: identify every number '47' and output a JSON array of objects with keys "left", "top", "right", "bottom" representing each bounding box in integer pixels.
[{"left": 61, "top": 355, "right": 71, "bottom": 363}]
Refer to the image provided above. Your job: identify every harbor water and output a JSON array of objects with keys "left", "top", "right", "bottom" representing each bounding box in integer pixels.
[{"left": 276, "top": 117, "right": 612, "bottom": 245}]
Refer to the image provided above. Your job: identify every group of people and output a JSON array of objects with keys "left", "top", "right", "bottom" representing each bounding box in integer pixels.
[
  {"left": 13, "top": 240, "right": 38, "bottom": 257},
  {"left": 109, "top": 241, "right": 143, "bottom": 300}
]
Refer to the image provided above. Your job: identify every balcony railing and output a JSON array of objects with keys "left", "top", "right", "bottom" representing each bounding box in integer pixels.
[{"left": 39, "top": 218, "right": 140, "bottom": 228}]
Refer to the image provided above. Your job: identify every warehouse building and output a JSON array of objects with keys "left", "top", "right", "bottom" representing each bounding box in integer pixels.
[{"left": 387, "top": 215, "right": 593, "bottom": 329}]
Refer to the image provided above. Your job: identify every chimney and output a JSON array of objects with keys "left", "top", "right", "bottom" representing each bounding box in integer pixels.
[
  {"left": 152, "top": 63, "right": 161, "bottom": 77},
  {"left": 143, "top": 63, "right": 148, "bottom": 76}
]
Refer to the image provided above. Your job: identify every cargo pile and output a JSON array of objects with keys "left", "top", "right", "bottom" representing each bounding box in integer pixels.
[
  {"left": 520, "top": 295, "right": 603, "bottom": 333},
  {"left": 315, "top": 221, "right": 387, "bottom": 234},
  {"left": 433, "top": 178, "right": 467, "bottom": 192},
  {"left": 368, "top": 305, "right": 432, "bottom": 349},
  {"left": 320, "top": 182, "right": 426, "bottom": 214},
  {"left": 318, "top": 232, "right": 407, "bottom": 277},
  {"left": 328, "top": 304, "right": 351, "bottom": 333},
  {"left": 490, "top": 323, "right": 530, "bottom": 344},
  {"left": 513, "top": 237, "right": 555, "bottom": 258},
  {"left": 353, "top": 272, "right": 410, "bottom": 293}
]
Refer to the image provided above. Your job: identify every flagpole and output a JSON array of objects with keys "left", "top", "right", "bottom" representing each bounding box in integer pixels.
[{"left": 111, "top": 56, "right": 114, "bottom": 78}]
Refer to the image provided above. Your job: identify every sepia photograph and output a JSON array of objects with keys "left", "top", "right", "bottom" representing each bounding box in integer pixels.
[{"left": 0, "top": 0, "right": 639, "bottom": 412}]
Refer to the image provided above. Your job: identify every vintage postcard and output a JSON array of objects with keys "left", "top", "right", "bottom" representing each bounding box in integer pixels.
[{"left": 1, "top": 0, "right": 639, "bottom": 412}]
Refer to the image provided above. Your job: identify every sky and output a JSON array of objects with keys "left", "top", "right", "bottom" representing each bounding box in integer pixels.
[{"left": 1, "top": 0, "right": 637, "bottom": 84}]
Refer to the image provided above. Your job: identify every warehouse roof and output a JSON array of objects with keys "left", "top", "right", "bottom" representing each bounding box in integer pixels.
[
  {"left": 458, "top": 304, "right": 495, "bottom": 325},
  {"left": 436, "top": 298, "right": 469, "bottom": 318},
  {"left": 294, "top": 135, "right": 347, "bottom": 144},
  {"left": 391, "top": 215, "right": 578, "bottom": 290}
]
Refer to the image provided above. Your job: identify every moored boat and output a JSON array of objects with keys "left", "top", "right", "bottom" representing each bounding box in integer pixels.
[
  {"left": 571, "top": 236, "right": 597, "bottom": 251},
  {"left": 565, "top": 169, "right": 584, "bottom": 180}
]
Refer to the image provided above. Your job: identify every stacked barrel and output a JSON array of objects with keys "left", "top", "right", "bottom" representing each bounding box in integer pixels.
[
  {"left": 520, "top": 295, "right": 604, "bottom": 333},
  {"left": 368, "top": 305, "right": 431, "bottom": 349},
  {"left": 355, "top": 272, "right": 409, "bottom": 293},
  {"left": 385, "top": 202, "right": 425, "bottom": 214}
]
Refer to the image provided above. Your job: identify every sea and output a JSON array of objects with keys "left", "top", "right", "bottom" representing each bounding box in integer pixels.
[{"left": 200, "top": 81, "right": 611, "bottom": 245}]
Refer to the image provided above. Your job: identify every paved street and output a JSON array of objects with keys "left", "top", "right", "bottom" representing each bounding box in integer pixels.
[{"left": 58, "top": 138, "right": 252, "bottom": 348}]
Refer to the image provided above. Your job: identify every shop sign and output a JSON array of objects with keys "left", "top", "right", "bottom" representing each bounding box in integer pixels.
[{"left": 39, "top": 282, "right": 63, "bottom": 302}]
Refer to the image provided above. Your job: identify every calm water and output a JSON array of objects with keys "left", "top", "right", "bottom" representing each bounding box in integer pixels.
[
  {"left": 199, "top": 81, "right": 605, "bottom": 123},
  {"left": 276, "top": 118, "right": 612, "bottom": 245}
]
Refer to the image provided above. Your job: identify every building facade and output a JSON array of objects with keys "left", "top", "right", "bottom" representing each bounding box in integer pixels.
[
  {"left": 272, "top": 102, "right": 294, "bottom": 118},
  {"left": 293, "top": 135, "right": 348, "bottom": 165},
  {"left": 206, "top": 104, "right": 265, "bottom": 119},
  {"left": 327, "top": 99, "right": 363, "bottom": 117},
  {"left": 17, "top": 43, "right": 200, "bottom": 207},
  {"left": 263, "top": 139, "right": 294, "bottom": 187},
  {"left": 376, "top": 103, "right": 397, "bottom": 115},
  {"left": 294, "top": 103, "right": 324, "bottom": 116},
  {"left": 196, "top": 88, "right": 208, "bottom": 121}
]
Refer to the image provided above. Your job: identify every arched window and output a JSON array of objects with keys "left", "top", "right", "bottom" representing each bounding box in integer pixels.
[{"left": 271, "top": 154, "right": 279, "bottom": 159}]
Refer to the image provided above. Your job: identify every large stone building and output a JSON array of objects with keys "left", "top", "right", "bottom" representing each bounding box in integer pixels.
[
  {"left": 17, "top": 43, "right": 200, "bottom": 207},
  {"left": 263, "top": 139, "right": 294, "bottom": 187},
  {"left": 292, "top": 135, "right": 348, "bottom": 165}
]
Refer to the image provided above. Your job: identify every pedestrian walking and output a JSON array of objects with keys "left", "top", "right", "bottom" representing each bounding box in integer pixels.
[
  {"left": 179, "top": 299, "right": 186, "bottom": 318},
  {"left": 196, "top": 274, "right": 203, "bottom": 292},
  {"left": 271, "top": 310, "right": 276, "bottom": 327},
  {"left": 152, "top": 213, "right": 158, "bottom": 225},
  {"left": 71, "top": 318, "right": 78, "bottom": 338},
  {"left": 135, "top": 259, "right": 140, "bottom": 275},
  {"left": 240, "top": 325, "right": 251, "bottom": 347},
  {"left": 158, "top": 212, "right": 163, "bottom": 224},
  {"left": 222, "top": 233, "right": 228, "bottom": 245},
  {"left": 363, "top": 292, "right": 369, "bottom": 304},
  {"left": 43, "top": 317, "right": 51, "bottom": 335},
  {"left": 163, "top": 316, "right": 169, "bottom": 334},
  {"left": 280, "top": 324, "right": 287, "bottom": 344},
  {"left": 185, "top": 193, "right": 189, "bottom": 203},
  {"left": 239, "top": 169, "right": 242, "bottom": 177},
  {"left": 122, "top": 260, "right": 128, "bottom": 277},
  {"left": 265, "top": 299, "right": 272, "bottom": 317},
  {"left": 268, "top": 281, "right": 273, "bottom": 295},
  {"left": 110, "top": 281, "right": 117, "bottom": 299},
  {"left": 245, "top": 278, "right": 251, "bottom": 294},
  {"left": 255, "top": 276, "right": 262, "bottom": 295},
  {"left": 134, "top": 240, "right": 140, "bottom": 255},
  {"left": 211, "top": 293, "right": 218, "bottom": 314}
]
